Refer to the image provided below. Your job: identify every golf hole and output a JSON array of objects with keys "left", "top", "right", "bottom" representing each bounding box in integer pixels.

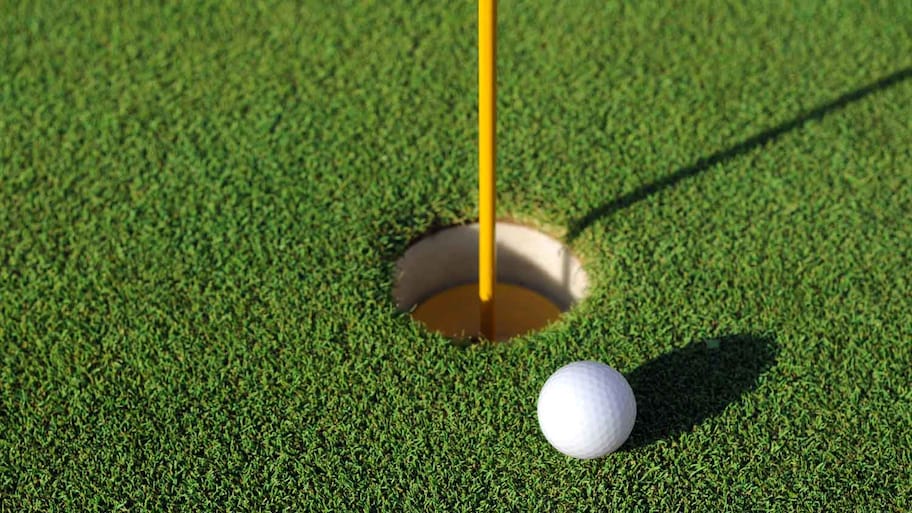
[{"left": 393, "top": 222, "right": 589, "bottom": 341}]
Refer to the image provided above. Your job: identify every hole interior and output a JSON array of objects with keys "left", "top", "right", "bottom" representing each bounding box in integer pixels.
[{"left": 393, "top": 222, "right": 589, "bottom": 340}]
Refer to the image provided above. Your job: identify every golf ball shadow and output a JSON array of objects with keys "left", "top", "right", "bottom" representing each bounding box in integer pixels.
[{"left": 625, "top": 334, "right": 778, "bottom": 449}]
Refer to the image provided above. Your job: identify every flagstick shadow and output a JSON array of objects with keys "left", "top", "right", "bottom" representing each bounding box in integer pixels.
[{"left": 568, "top": 67, "right": 912, "bottom": 240}]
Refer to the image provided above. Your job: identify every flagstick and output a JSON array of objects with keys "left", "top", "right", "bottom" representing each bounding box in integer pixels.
[{"left": 478, "top": 0, "right": 497, "bottom": 340}]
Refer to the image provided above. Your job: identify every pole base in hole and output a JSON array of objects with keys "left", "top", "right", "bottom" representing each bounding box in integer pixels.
[{"left": 412, "top": 283, "right": 561, "bottom": 341}]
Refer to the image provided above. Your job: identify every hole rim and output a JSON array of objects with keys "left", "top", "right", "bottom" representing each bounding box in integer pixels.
[{"left": 392, "top": 219, "right": 591, "bottom": 341}]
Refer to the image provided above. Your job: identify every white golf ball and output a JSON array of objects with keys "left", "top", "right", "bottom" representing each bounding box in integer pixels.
[{"left": 537, "top": 361, "right": 637, "bottom": 459}]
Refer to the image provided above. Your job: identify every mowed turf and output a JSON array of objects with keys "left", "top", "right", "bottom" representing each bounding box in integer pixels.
[{"left": 2, "top": 0, "right": 911, "bottom": 510}]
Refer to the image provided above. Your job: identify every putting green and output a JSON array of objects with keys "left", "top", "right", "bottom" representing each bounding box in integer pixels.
[{"left": 1, "top": 1, "right": 911, "bottom": 511}]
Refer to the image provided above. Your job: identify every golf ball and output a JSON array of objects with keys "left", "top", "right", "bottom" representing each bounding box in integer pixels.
[{"left": 537, "top": 361, "right": 637, "bottom": 459}]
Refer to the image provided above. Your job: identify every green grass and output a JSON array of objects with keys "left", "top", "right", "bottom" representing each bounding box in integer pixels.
[{"left": 2, "top": 0, "right": 911, "bottom": 510}]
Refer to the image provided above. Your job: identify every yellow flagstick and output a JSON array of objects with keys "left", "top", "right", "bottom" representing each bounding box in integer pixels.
[{"left": 478, "top": 0, "right": 497, "bottom": 340}]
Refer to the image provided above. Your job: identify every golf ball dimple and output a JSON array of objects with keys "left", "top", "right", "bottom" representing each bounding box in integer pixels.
[{"left": 537, "top": 361, "right": 637, "bottom": 459}]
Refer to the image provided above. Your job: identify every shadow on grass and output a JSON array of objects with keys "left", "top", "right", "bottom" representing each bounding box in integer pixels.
[
  {"left": 625, "top": 334, "right": 778, "bottom": 449},
  {"left": 568, "top": 67, "right": 912, "bottom": 240}
]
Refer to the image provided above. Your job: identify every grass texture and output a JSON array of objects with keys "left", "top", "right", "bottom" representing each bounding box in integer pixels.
[{"left": 2, "top": 0, "right": 911, "bottom": 510}]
